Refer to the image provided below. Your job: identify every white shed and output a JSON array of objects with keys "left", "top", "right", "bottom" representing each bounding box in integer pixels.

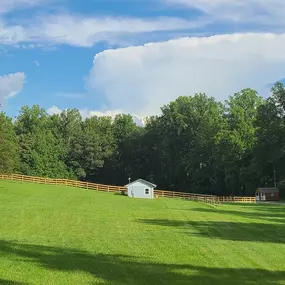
[{"left": 125, "top": 179, "right": 157, "bottom": 199}]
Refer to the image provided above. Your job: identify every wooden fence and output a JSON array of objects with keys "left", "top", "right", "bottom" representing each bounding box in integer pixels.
[
  {"left": 0, "top": 173, "right": 256, "bottom": 204},
  {"left": 0, "top": 173, "right": 126, "bottom": 193},
  {"left": 154, "top": 190, "right": 219, "bottom": 203},
  {"left": 154, "top": 190, "right": 256, "bottom": 204},
  {"left": 217, "top": 196, "right": 256, "bottom": 204}
]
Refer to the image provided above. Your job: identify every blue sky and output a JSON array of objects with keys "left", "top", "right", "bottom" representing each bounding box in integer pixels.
[{"left": 1, "top": 0, "right": 285, "bottom": 118}]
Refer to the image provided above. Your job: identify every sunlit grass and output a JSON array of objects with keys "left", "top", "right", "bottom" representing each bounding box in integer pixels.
[{"left": 0, "top": 180, "right": 284, "bottom": 284}]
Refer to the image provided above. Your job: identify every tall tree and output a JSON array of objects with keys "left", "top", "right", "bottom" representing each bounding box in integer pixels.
[
  {"left": 4, "top": 84, "right": 285, "bottom": 197},
  {"left": 254, "top": 83, "right": 285, "bottom": 198},
  {"left": 14, "top": 105, "right": 70, "bottom": 178},
  {"left": 0, "top": 113, "right": 19, "bottom": 173},
  {"left": 50, "top": 109, "right": 84, "bottom": 178},
  {"left": 111, "top": 114, "right": 142, "bottom": 184},
  {"left": 146, "top": 94, "right": 225, "bottom": 193},
  {"left": 81, "top": 116, "right": 115, "bottom": 181},
  {"left": 215, "top": 89, "right": 263, "bottom": 195}
]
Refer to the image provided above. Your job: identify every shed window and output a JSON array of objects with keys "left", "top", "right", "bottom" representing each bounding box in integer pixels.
[{"left": 145, "top": 189, "right": 150, "bottom": 195}]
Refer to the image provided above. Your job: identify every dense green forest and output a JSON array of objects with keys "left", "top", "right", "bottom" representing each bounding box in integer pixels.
[{"left": 1, "top": 82, "right": 285, "bottom": 197}]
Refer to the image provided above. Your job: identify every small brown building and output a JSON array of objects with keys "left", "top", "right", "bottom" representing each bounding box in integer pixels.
[{"left": 255, "top": 188, "right": 279, "bottom": 201}]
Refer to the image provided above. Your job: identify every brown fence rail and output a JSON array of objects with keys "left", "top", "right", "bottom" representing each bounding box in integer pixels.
[
  {"left": 217, "top": 196, "right": 256, "bottom": 203},
  {"left": 154, "top": 190, "right": 256, "bottom": 204},
  {"left": 0, "top": 174, "right": 256, "bottom": 204},
  {"left": 154, "top": 190, "right": 219, "bottom": 204},
  {"left": 0, "top": 174, "right": 127, "bottom": 193}
]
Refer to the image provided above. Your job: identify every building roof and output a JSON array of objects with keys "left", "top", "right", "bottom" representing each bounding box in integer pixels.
[
  {"left": 256, "top": 187, "right": 279, "bottom": 193},
  {"left": 125, "top": 179, "right": 157, "bottom": 188}
]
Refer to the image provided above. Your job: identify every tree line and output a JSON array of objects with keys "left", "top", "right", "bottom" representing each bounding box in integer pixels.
[{"left": 1, "top": 82, "right": 285, "bottom": 198}]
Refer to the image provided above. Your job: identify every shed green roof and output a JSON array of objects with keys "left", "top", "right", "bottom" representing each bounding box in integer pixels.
[
  {"left": 256, "top": 188, "right": 279, "bottom": 193},
  {"left": 125, "top": 179, "right": 157, "bottom": 188}
]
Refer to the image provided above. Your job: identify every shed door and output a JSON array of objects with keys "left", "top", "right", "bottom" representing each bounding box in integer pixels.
[
  {"left": 261, "top": 192, "right": 266, "bottom": 201},
  {"left": 256, "top": 192, "right": 260, "bottom": 201}
]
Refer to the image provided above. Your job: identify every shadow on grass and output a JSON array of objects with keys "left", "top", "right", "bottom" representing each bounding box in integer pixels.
[
  {"left": 0, "top": 240, "right": 284, "bottom": 285},
  {"left": 0, "top": 279, "right": 28, "bottom": 284},
  {"left": 138, "top": 219, "right": 285, "bottom": 244},
  {"left": 240, "top": 203, "right": 285, "bottom": 215},
  {"left": 240, "top": 203, "right": 285, "bottom": 211},
  {"left": 113, "top": 193, "right": 127, "bottom": 197},
  {"left": 190, "top": 207, "right": 285, "bottom": 224}
]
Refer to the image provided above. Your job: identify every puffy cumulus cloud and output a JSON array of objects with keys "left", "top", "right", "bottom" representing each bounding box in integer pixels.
[
  {"left": 87, "top": 33, "right": 285, "bottom": 117},
  {"left": 47, "top": 105, "right": 145, "bottom": 125},
  {"left": 47, "top": 105, "right": 122, "bottom": 119},
  {"left": 47, "top": 105, "right": 62, "bottom": 116},
  {"left": 79, "top": 109, "right": 123, "bottom": 120},
  {"left": 166, "top": 0, "right": 285, "bottom": 26},
  {"left": 0, "top": 15, "right": 206, "bottom": 47},
  {"left": 0, "top": 72, "right": 25, "bottom": 104}
]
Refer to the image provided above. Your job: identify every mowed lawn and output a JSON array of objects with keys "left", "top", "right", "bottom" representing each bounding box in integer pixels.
[{"left": 0, "top": 181, "right": 285, "bottom": 285}]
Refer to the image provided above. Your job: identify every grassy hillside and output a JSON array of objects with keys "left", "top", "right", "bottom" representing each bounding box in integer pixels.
[{"left": 0, "top": 180, "right": 284, "bottom": 285}]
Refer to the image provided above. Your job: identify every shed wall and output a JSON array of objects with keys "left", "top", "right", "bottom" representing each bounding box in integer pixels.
[
  {"left": 127, "top": 181, "right": 154, "bottom": 199},
  {"left": 256, "top": 190, "right": 279, "bottom": 201},
  {"left": 265, "top": 192, "right": 279, "bottom": 201}
]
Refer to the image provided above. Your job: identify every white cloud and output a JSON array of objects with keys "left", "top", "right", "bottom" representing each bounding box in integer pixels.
[
  {"left": 0, "top": 1, "right": 284, "bottom": 48},
  {"left": 47, "top": 105, "right": 145, "bottom": 125},
  {"left": 166, "top": 0, "right": 285, "bottom": 26},
  {"left": 0, "top": 15, "right": 207, "bottom": 47},
  {"left": 0, "top": 72, "right": 25, "bottom": 104},
  {"left": 47, "top": 105, "right": 122, "bottom": 120},
  {"left": 87, "top": 33, "right": 285, "bottom": 117},
  {"left": 79, "top": 109, "right": 123, "bottom": 120},
  {"left": 47, "top": 105, "right": 62, "bottom": 115}
]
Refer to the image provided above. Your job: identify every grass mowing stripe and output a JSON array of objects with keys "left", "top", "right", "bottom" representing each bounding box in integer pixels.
[{"left": 0, "top": 180, "right": 285, "bottom": 284}]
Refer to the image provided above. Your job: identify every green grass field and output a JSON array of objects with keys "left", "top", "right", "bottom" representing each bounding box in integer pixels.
[{"left": 0, "top": 180, "right": 285, "bottom": 285}]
